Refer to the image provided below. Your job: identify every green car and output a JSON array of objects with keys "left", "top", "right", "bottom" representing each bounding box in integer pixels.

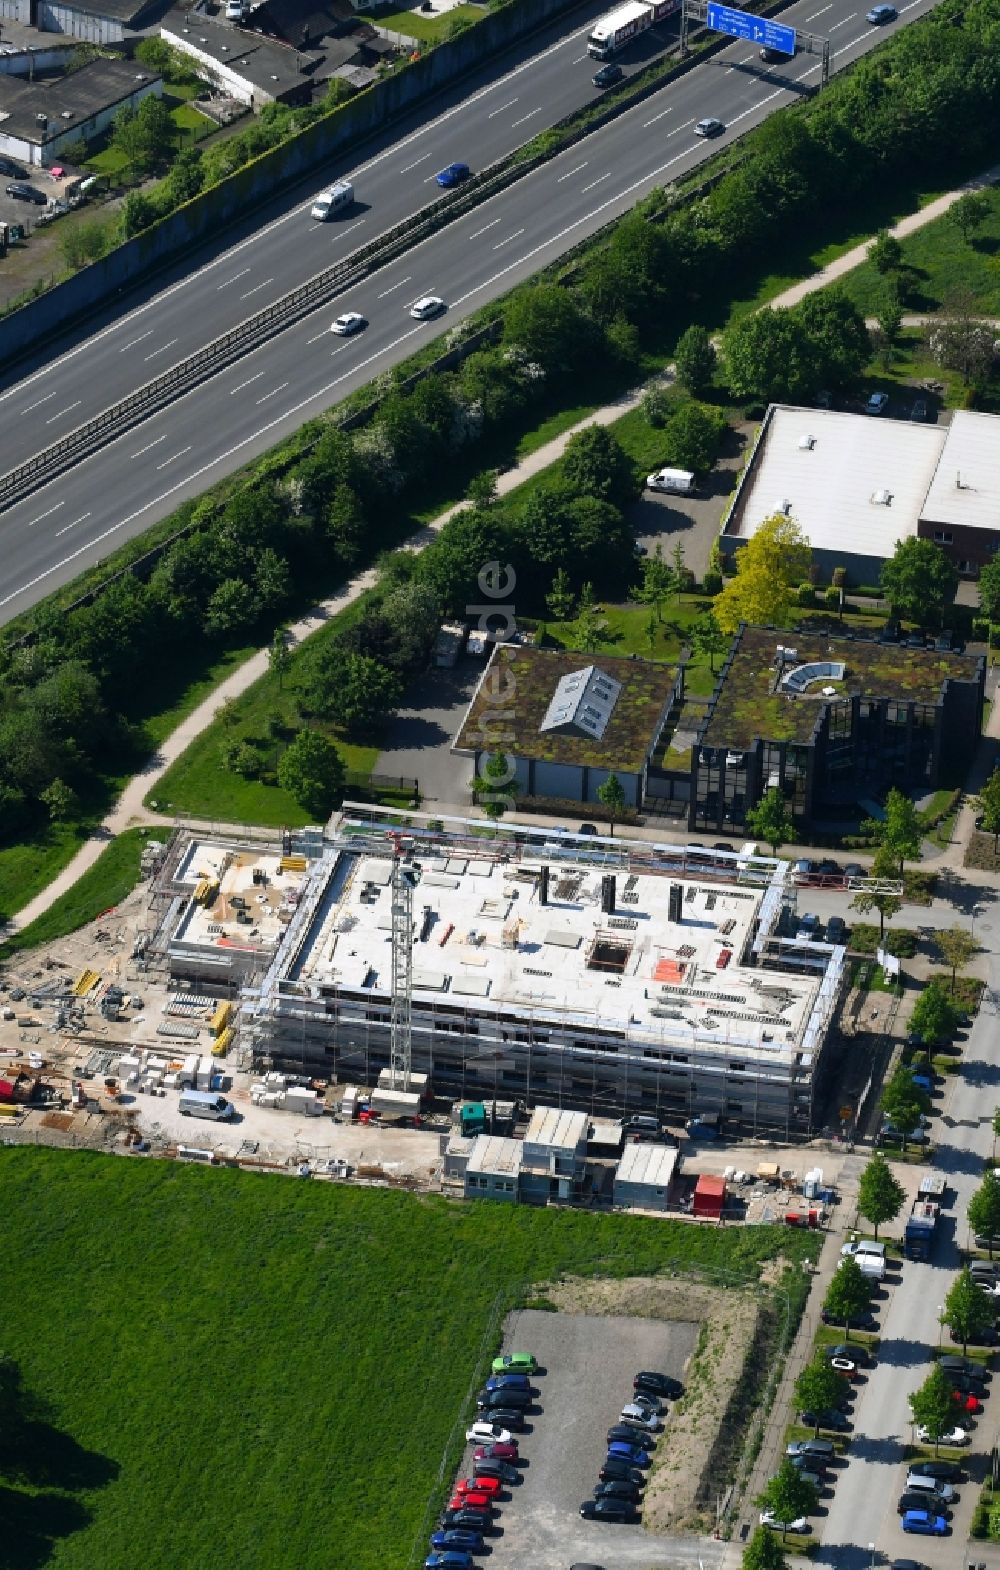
[{"left": 491, "top": 1353, "right": 537, "bottom": 1376}]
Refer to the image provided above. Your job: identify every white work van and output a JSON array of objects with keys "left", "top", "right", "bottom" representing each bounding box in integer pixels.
[
  {"left": 646, "top": 467, "right": 696, "bottom": 495},
  {"left": 179, "top": 1089, "right": 235, "bottom": 1121},
  {"left": 311, "top": 181, "right": 354, "bottom": 220}
]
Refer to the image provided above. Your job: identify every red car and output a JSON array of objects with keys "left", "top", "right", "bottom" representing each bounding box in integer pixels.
[
  {"left": 456, "top": 1476, "right": 501, "bottom": 1497},
  {"left": 474, "top": 1442, "right": 518, "bottom": 1462},
  {"left": 448, "top": 1491, "right": 493, "bottom": 1513},
  {"left": 952, "top": 1391, "right": 982, "bottom": 1414}
]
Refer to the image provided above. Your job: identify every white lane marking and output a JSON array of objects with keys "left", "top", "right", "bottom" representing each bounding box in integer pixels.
[
  {"left": 0, "top": 13, "right": 598, "bottom": 405},
  {"left": 572, "top": 52, "right": 588, "bottom": 61},
  {"left": 240, "top": 277, "right": 274, "bottom": 299},
  {"left": 377, "top": 275, "right": 411, "bottom": 298},
  {"left": 217, "top": 268, "right": 252, "bottom": 290},
  {"left": 21, "top": 392, "right": 57, "bottom": 413},
  {"left": 487, "top": 97, "right": 518, "bottom": 118},
  {"left": 643, "top": 106, "right": 672, "bottom": 126},
  {"left": 119, "top": 330, "right": 154, "bottom": 351},
  {"left": 46, "top": 400, "right": 81, "bottom": 425},
  {"left": 230, "top": 371, "right": 266, "bottom": 394},
  {"left": 556, "top": 163, "right": 587, "bottom": 182},
  {"left": 726, "top": 86, "right": 785, "bottom": 128},
  {"left": 511, "top": 107, "right": 542, "bottom": 128},
  {"left": 27, "top": 502, "right": 63, "bottom": 527},
  {"left": 155, "top": 445, "right": 193, "bottom": 470},
  {"left": 493, "top": 227, "right": 526, "bottom": 249},
  {"left": 828, "top": 13, "right": 856, "bottom": 27},
  {"left": 336, "top": 218, "right": 367, "bottom": 241},
  {"left": 131, "top": 434, "right": 168, "bottom": 459},
  {"left": 144, "top": 338, "right": 179, "bottom": 361},
  {"left": 307, "top": 329, "right": 330, "bottom": 344},
  {"left": 55, "top": 511, "right": 90, "bottom": 537},
  {"left": 805, "top": 3, "right": 832, "bottom": 16},
  {"left": 469, "top": 218, "right": 502, "bottom": 239},
  {"left": 399, "top": 154, "right": 431, "bottom": 173},
  {"left": 0, "top": 326, "right": 428, "bottom": 613},
  {"left": 256, "top": 382, "right": 290, "bottom": 404},
  {"left": 581, "top": 173, "right": 611, "bottom": 193},
  {"left": 899, "top": 0, "right": 921, "bottom": 10}
]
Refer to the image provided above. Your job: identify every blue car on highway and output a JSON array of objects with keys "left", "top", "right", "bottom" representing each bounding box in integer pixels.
[
  {"left": 429, "top": 1529, "right": 484, "bottom": 1552},
  {"left": 607, "top": 1441, "right": 650, "bottom": 1467},
  {"left": 436, "top": 162, "right": 470, "bottom": 187},
  {"left": 901, "top": 1509, "right": 948, "bottom": 1536}
]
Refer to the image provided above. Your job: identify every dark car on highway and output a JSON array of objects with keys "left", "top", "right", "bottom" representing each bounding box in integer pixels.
[{"left": 592, "top": 62, "right": 623, "bottom": 87}]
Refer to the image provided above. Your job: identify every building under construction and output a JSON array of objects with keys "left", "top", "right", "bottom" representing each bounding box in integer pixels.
[{"left": 241, "top": 810, "right": 845, "bottom": 1137}]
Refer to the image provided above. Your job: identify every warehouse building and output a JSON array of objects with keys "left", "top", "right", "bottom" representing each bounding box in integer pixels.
[
  {"left": 243, "top": 810, "right": 845, "bottom": 1138},
  {"left": 0, "top": 57, "right": 161, "bottom": 166},
  {"left": 720, "top": 404, "right": 1000, "bottom": 584}
]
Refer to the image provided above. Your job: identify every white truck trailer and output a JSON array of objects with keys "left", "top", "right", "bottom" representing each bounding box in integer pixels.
[{"left": 587, "top": 0, "right": 679, "bottom": 59}]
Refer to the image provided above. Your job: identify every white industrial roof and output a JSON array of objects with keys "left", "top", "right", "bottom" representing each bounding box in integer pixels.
[
  {"left": 615, "top": 1141, "right": 679, "bottom": 1189},
  {"left": 922, "top": 412, "right": 1000, "bottom": 532},
  {"left": 523, "top": 1104, "right": 589, "bottom": 1153},
  {"left": 467, "top": 1134, "right": 523, "bottom": 1178},
  {"left": 732, "top": 406, "right": 946, "bottom": 558}
]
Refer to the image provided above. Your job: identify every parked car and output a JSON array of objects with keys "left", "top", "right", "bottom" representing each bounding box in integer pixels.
[
  {"left": 454, "top": 1477, "right": 500, "bottom": 1498},
  {"left": 841, "top": 1240, "right": 886, "bottom": 1261},
  {"left": 904, "top": 1474, "right": 957, "bottom": 1502},
  {"left": 0, "top": 156, "right": 27, "bottom": 179},
  {"left": 619, "top": 1408, "right": 662, "bottom": 1433},
  {"left": 608, "top": 1424, "right": 656, "bottom": 1446},
  {"left": 821, "top": 1308, "right": 877, "bottom": 1331},
  {"left": 907, "top": 1458, "right": 964, "bottom": 1482},
  {"left": 594, "top": 1479, "right": 642, "bottom": 1502},
  {"left": 477, "top": 1388, "right": 531, "bottom": 1410},
  {"left": 482, "top": 1406, "right": 525, "bottom": 1429},
  {"left": 824, "top": 1342, "right": 873, "bottom": 1367},
  {"left": 951, "top": 1391, "right": 982, "bottom": 1414},
  {"left": 424, "top": 1552, "right": 474, "bottom": 1570},
  {"left": 939, "top": 1357, "right": 989, "bottom": 1382},
  {"left": 438, "top": 1508, "right": 491, "bottom": 1531},
  {"left": 915, "top": 1424, "right": 967, "bottom": 1446},
  {"left": 473, "top": 1458, "right": 518, "bottom": 1484},
  {"left": 429, "top": 1529, "right": 484, "bottom": 1552},
  {"left": 826, "top": 915, "right": 848, "bottom": 944},
  {"left": 760, "top": 1510, "right": 811, "bottom": 1533},
  {"left": 786, "top": 1438, "right": 835, "bottom": 1461},
  {"left": 800, "top": 1409, "right": 851, "bottom": 1432},
  {"left": 485, "top": 1373, "right": 530, "bottom": 1393},
  {"left": 491, "top": 1353, "right": 536, "bottom": 1376},
  {"left": 474, "top": 1441, "right": 518, "bottom": 1462},
  {"left": 628, "top": 1391, "right": 664, "bottom": 1414},
  {"left": 5, "top": 182, "right": 46, "bottom": 205},
  {"left": 634, "top": 1372, "right": 683, "bottom": 1398},
  {"left": 900, "top": 1509, "right": 948, "bottom": 1536},
  {"left": 607, "top": 1441, "right": 650, "bottom": 1467},
  {"left": 599, "top": 1459, "right": 645, "bottom": 1486},
  {"left": 435, "top": 162, "right": 470, "bottom": 187},
  {"left": 447, "top": 1492, "right": 493, "bottom": 1514},
  {"left": 898, "top": 1492, "right": 951, "bottom": 1517},
  {"left": 580, "top": 1497, "right": 637, "bottom": 1521},
  {"left": 844, "top": 862, "right": 865, "bottom": 880},
  {"left": 865, "top": 390, "right": 890, "bottom": 415},
  {"left": 592, "top": 62, "right": 623, "bottom": 87}
]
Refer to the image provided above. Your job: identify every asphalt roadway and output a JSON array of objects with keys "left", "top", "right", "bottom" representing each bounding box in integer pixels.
[{"left": 0, "top": 0, "right": 941, "bottom": 623}]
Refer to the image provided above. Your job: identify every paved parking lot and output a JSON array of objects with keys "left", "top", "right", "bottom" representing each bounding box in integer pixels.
[
  {"left": 466, "top": 1306, "right": 718, "bottom": 1570},
  {"left": 630, "top": 424, "right": 751, "bottom": 583},
  {"left": 375, "top": 656, "right": 485, "bottom": 807}
]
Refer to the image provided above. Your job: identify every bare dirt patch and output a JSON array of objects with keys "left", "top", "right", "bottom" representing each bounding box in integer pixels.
[{"left": 544, "top": 1274, "right": 762, "bottom": 1533}]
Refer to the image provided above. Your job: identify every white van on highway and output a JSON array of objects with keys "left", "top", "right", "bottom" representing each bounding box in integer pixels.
[{"left": 311, "top": 181, "right": 354, "bottom": 220}]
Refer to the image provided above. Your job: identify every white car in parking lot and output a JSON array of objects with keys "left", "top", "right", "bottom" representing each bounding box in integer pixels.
[
  {"left": 916, "top": 1424, "right": 968, "bottom": 1446},
  {"left": 620, "top": 1404, "right": 662, "bottom": 1431},
  {"left": 760, "top": 1510, "right": 810, "bottom": 1533},
  {"left": 465, "top": 1421, "right": 512, "bottom": 1446}
]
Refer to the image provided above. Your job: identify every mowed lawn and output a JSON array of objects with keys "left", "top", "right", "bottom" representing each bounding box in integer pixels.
[{"left": 1, "top": 1148, "right": 815, "bottom": 1570}]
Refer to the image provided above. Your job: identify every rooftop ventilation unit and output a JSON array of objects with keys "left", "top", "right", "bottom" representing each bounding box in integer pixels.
[
  {"left": 774, "top": 499, "right": 792, "bottom": 516},
  {"left": 871, "top": 489, "right": 893, "bottom": 506},
  {"left": 798, "top": 434, "right": 816, "bottom": 450}
]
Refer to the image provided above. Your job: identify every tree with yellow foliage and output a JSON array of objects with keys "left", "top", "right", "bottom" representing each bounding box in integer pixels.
[{"left": 715, "top": 514, "right": 812, "bottom": 636}]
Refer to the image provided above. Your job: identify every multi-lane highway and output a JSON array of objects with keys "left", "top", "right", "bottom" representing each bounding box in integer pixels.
[{"left": 0, "top": 0, "right": 937, "bottom": 623}]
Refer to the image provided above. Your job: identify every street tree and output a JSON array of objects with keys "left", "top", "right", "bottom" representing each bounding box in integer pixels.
[
  {"left": 857, "top": 1152, "right": 905, "bottom": 1239},
  {"left": 977, "top": 771, "right": 1000, "bottom": 851},
  {"left": 277, "top": 729, "right": 345, "bottom": 817},
  {"left": 942, "top": 1267, "right": 995, "bottom": 1354},
  {"left": 978, "top": 557, "right": 1000, "bottom": 624},
  {"left": 823, "top": 1257, "right": 872, "bottom": 1335},
  {"left": 796, "top": 290, "right": 871, "bottom": 390},
  {"left": 993, "top": 1105, "right": 1000, "bottom": 1162},
  {"left": 935, "top": 926, "right": 977, "bottom": 993},
  {"left": 909, "top": 1364, "right": 959, "bottom": 1453},
  {"left": 794, "top": 1356, "right": 845, "bottom": 1435},
  {"left": 660, "top": 401, "right": 727, "bottom": 475},
  {"left": 690, "top": 611, "right": 729, "bottom": 673},
  {"left": 949, "top": 191, "right": 991, "bottom": 245},
  {"left": 880, "top": 1065, "right": 927, "bottom": 1152},
  {"left": 545, "top": 566, "right": 576, "bottom": 622},
  {"left": 850, "top": 849, "right": 903, "bottom": 943},
  {"left": 756, "top": 1461, "right": 817, "bottom": 1538},
  {"left": 746, "top": 787, "right": 796, "bottom": 854},
  {"left": 562, "top": 425, "right": 636, "bottom": 508},
  {"left": 472, "top": 750, "right": 519, "bottom": 823},
  {"left": 673, "top": 324, "right": 717, "bottom": 395},
  {"left": 742, "top": 1526, "right": 790, "bottom": 1570},
  {"left": 864, "top": 790, "right": 923, "bottom": 877},
  {"left": 636, "top": 545, "right": 676, "bottom": 623},
  {"left": 715, "top": 513, "right": 812, "bottom": 635},
  {"left": 597, "top": 774, "right": 626, "bottom": 836},
  {"left": 869, "top": 229, "right": 903, "bottom": 275},
  {"left": 880, "top": 537, "right": 958, "bottom": 627},
  {"left": 269, "top": 627, "right": 291, "bottom": 690},
  {"left": 909, "top": 980, "right": 959, "bottom": 1048},
  {"left": 968, "top": 1172, "right": 1000, "bottom": 1258}
]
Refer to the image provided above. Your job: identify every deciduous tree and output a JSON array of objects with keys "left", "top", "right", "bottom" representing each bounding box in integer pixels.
[
  {"left": 277, "top": 729, "right": 345, "bottom": 816},
  {"left": 864, "top": 790, "right": 924, "bottom": 876},
  {"left": 561, "top": 425, "right": 636, "bottom": 508},
  {"left": 756, "top": 1460, "right": 817, "bottom": 1538},
  {"left": 636, "top": 545, "right": 676, "bottom": 623},
  {"left": 269, "top": 627, "right": 291, "bottom": 689},
  {"left": 746, "top": 787, "right": 795, "bottom": 853},
  {"left": 868, "top": 229, "right": 903, "bottom": 275},
  {"left": 880, "top": 538, "right": 958, "bottom": 627},
  {"left": 472, "top": 750, "right": 518, "bottom": 822},
  {"left": 909, "top": 979, "right": 959, "bottom": 1047},
  {"left": 545, "top": 566, "right": 576, "bottom": 622},
  {"left": 909, "top": 1364, "right": 959, "bottom": 1453},
  {"left": 823, "top": 1257, "right": 872, "bottom": 1334},
  {"left": 715, "top": 513, "right": 812, "bottom": 635},
  {"left": 977, "top": 771, "right": 1000, "bottom": 851},
  {"left": 673, "top": 324, "right": 717, "bottom": 395},
  {"left": 977, "top": 558, "right": 1000, "bottom": 624},
  {"left": 857, "top": 1152, "right": 905, "bottom": 1239},
  {"left": 690, "top": 611, "right": 728, "bottom": 673},
  {"left": 942, "top": 1267, "right": 994, "bottom": 1354},
  {"left": 949, "top": 191, "right": 990, "bottom": 245},
  {"left": 935, "top": 926, "right": 977, "bottom": 993},
  {"left": 794, "top": 1356, "right": 845, "bottom": 1434},
  {"left": 597, "top": 773, "right": 626, "bottom": 836},
  {"left": 968, "top": 1172, "right": 1000, "bottom": 1257},
  {"left": 742, "top": 1526, "right": 789, "bottom": 1570}
]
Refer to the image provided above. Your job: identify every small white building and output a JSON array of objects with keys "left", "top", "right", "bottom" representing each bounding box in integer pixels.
[
  {"left": 521, "top": 1105, "right": 589, "bottom": 1202},
  {"left": 464, "top": 1135, "right": 522, "bottom": 1203},
  {"left": 613, "top": 1142, "right": 679, "bottom": 1213}
]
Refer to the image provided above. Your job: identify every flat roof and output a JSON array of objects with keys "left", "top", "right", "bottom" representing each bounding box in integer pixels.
[
  {"left": 467, "top": 1134, "right": 522, "bottom": 1178},
  {"left": 169, "top": 839, "right": 307, "bottom": 959},
  {"left": 523, "top": 1104, "right": 589, "bottom": 1152},
  {"left": 727, "top": 405, "right": 945, "bottom": 559},
  {"left": 283, "top": 835, "right": 821, "bottom": 1068},
  {"left": 703, "top": 625, "right": 981, "bottom": 750},
  {"left": 0, "top": 58, "right": 161, "bottom": 143},
  {"left": 922, "top": 411, "right": 1000, "bottom": 532},
  {"left": 453, "top": 645, "right": 678, "bottom": 773},
  {"left": 615, "top": 1141, "right": 679, "bottom": 1188}
]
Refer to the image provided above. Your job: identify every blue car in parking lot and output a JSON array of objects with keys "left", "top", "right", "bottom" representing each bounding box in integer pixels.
[
  {"left": 607, "top": 1441, "right": 650, "bottom": 1467},
  {"left": 901, "top": 1509, "right": 948, "bottom": 1536},
  {"left": 429, "top": 1529, "right": 484, "bottom": 1552},
  {"left": 485, "top": 1373, "right": 530, "bottom": 1393},
  {"left": 424, "top": 1552, "right": 475, "bottom": 1569}
]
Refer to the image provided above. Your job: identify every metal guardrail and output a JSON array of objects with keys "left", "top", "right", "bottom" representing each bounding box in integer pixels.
[{"left": 0, "top": 152, "right": 545, "bottom": 515}]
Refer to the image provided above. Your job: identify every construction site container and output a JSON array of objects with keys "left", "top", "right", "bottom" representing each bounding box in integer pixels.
[
  {"left": 371, "top": 1088, "right": 421, "bottom": 1120},
  {"left": 178, "top": 1053, "right": 200, "bottom": 1088},
  {"left": 693, "top": 1174, "right": 726, "bottom": 1220},
  {"left": 211, "top": 1001, "right": 233, "bottom": 1038},
  {"left": 285, "top": 1087, "right": 323, "bottom": 1116},
  {"left": 196, "top": 1057, "right": 214, "bottom": 1090}
]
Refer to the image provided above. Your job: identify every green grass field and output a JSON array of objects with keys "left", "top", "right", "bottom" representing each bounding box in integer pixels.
[
  {"left": 354, "top": 2, "right": 483, "bottom": 42},
  {"left": 831, "top": 188, "right": 1000, "bottom": 320},
  {"left": 0, "top": 1148, "right": 816, "bottom": 1570},
  {"left": 0, "top": 827, "right": 171, "bottom": 959}
]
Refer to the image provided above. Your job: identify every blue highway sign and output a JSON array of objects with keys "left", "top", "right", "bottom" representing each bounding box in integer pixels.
[{"left": 706, "top": 3, "right": 796, "bottom": 52}]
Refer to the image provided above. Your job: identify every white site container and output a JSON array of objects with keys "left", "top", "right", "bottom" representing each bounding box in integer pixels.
[
  {"left": 285, "top": 1087, "right": 323, "bottom": 1116},
  {"left": 179, "top": 1053, "right": 200, "bottom": 1089},
  {"left": 196, "top": 1056, "right": 214, "bottom": 1090}
]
